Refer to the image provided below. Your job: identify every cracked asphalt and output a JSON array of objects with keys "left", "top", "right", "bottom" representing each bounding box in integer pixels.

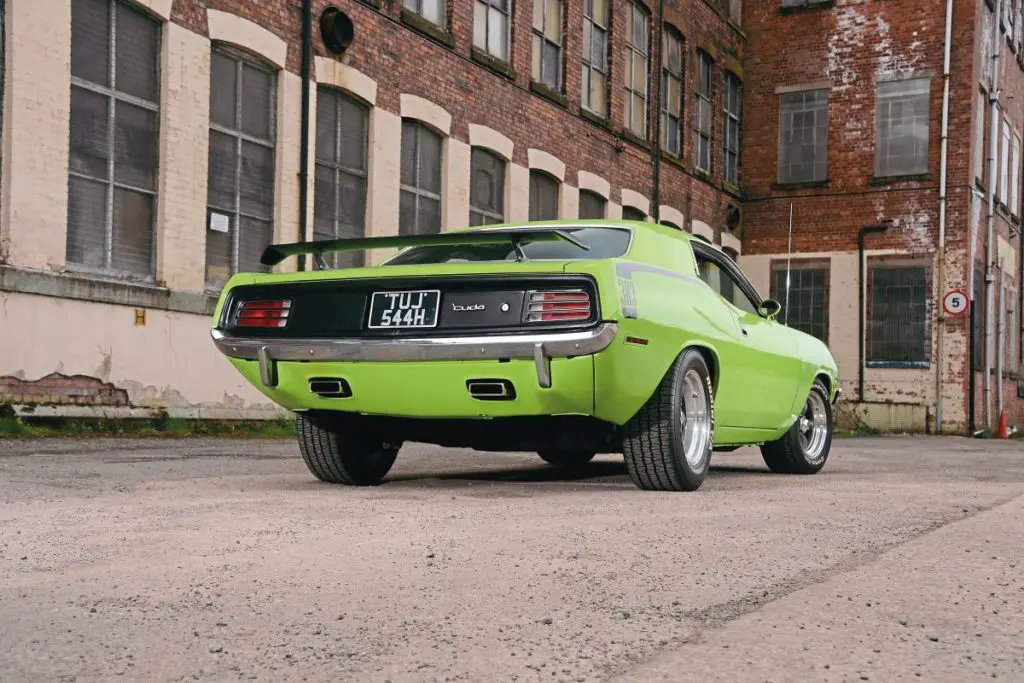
[{"left": 1, "top": 435, "right": 1023, "bottom": 682}]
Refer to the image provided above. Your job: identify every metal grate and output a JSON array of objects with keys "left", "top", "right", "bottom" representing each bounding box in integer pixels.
[
  {"left": 313, "top": 87, "right": 368, "bottom": 269},
  {"left": 867, "top": 264, "right": 929, "bottom": 367},
  {"left": 528, "top": 170, "right": 558, "bottom": 221},
  {"left": 468, "top": 147, "right": 505, "bottom": 226},
  {"left": 771, "top": 265, "right": 828, "bottom": 342},
  {"left": 399, "top": 119, "right": 442, "bottom": 235},
  {"left": 205, "top": 46, "right": 277, "bottom": 290},
  {"left": 67, "top": 0, "right": 160, "bottom": 279}
]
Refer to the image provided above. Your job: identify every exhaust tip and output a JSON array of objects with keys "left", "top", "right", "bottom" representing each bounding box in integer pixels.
[
  {"left": 467, "top": 379, "right": 516, "bottom": 401},
  {"left": 309, "top": 377, "right": 352, "bottom": 398}
]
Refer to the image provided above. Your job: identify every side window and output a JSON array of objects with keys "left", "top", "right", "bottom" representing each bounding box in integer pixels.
[{"left": 694, "top": 250, "right": 759, "bottom": 315}]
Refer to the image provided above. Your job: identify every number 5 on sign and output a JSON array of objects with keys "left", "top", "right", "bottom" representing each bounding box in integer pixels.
[{"left": 942, "top": 289, "right": 970, "bottom": 316}]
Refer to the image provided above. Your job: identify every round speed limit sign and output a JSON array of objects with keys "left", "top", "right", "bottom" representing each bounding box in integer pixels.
[{"left": 942, "top": 289, "right": 969, "bottom": 316}]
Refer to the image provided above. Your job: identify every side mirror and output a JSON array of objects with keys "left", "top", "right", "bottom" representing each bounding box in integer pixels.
[{"left": 758, "top": 299, "right": 782, "bottom": 319}]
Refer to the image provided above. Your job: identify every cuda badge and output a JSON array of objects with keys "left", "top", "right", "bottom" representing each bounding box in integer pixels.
[{"left": 453, "top": 303, "right": 486, "bottom": 312}]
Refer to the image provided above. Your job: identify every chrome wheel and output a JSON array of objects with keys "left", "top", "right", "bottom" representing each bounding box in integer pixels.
[
  {"left": 797, "top": 389, "right": 829, "bottom": 463},
  {"left": 681, "top": 368, "right": 712, "bottom": 469}
]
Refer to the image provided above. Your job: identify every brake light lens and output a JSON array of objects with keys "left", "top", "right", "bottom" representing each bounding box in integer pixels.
[
  {"left": 525, "top": 289, "right": 592, "bottom": 323},
  {"left": 235, "top": 299, "right": 292, "bottom": 328}
]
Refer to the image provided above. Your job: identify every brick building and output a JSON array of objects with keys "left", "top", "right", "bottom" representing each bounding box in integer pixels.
[
  {"left": 740, "top": 0, "right": 1024, "bottom": 435},
  {"left": 0, "top": 0, "right": 1020, "bottom": 435}
]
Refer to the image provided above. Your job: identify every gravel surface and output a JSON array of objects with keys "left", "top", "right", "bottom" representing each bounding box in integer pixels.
[{"left": 0, "top": 435, "right": 1022, "bottom": 682}]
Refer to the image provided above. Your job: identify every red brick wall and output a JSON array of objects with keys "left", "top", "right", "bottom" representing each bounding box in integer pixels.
[{"left": 170, "top": 0, "right": 746, "bottom": 236}]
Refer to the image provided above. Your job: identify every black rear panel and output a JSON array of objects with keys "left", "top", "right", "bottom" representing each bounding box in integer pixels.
[{"left": 218, "top": 274, "right": 600, "bottom": 338}]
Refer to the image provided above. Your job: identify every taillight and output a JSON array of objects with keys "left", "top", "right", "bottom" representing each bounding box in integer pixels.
[
  {"left": 235, "top": 299, "right": 292, "bottom": 328},
  {"left": 525, "top": 289, "right": 592, "bottom": 323}
]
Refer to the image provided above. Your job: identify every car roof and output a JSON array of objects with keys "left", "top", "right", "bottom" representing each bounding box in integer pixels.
[{"left": 449, "top": 218, "right": 696, "bottom": 241}]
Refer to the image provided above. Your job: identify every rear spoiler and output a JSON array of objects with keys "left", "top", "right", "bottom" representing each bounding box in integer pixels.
[{"left": 259, "top": 228, "right": 590, "bottom": 267}]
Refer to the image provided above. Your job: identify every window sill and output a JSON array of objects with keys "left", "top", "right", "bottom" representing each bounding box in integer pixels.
[
  {"left": 470, "top": 47, "right": 516, "bottom": 82},
  {"left": 660, "top": 151, "right": 689, "bottom": 173},
  {"left": 400, "top": 9, "right": 455, "bottom": 49},
  {"left": 620, "top": 129, "right": 652, "bottom": 152},
  {"left": 530, "top": 80, "right": 568, "bottom": 108},
  {"left": 356, "top": 0, "right": 381, "bottom": 9},
  {"left": 868, "top": 173, "right": 932, "bottom": 186},
  {"left": 772, "top": 179, "right": 829, "bottom": 190},
  {"left": 580, "top": 107, "right": 612, "bottom": 131},
  {"left": 779, "top": 0, "right": 836, "bottom": 15},
  {"left": 727, "top": 18, "right": 746, "bottom": 39},
  {"left": 722, "top": 180, "right": 744, "bottom": 199},
  {"left": 693, "top": 167, "right": 715, "bottom": 185},
  {"left": 0, "top": 265, "right": 217, "bottom": 316},
  {"left": 866, "top": 361, "right": 930, "bottom": 370}
]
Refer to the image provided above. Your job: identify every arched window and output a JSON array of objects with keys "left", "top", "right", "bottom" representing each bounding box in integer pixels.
[
  {"left": 578, "top": 190, "right": 606, "bottom": 219},
  {"left": 313, "top": 87, "right": 369, "bottom": 268},
  {"left": 206, "top": 45, "right": 278, "bottom": 289},
  {"left": 622, "top": 205, "right": 646, "bottom": 221},
  {"left": 529, "top": 170, "right": 559, "bottom": 220},
  {"left": 660, "top": 220, "right": 681, "bottom": 230},
  {"left": 469, "top": 147, "right": 506, "bottom": 226},
  {"left": 400, "top": 119, "right": 443, "bottom": 235}
]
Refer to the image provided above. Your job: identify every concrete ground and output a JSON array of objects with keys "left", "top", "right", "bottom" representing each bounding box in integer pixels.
[{"left": 0, "top": 436, "right": 1022, "bottom": 683}]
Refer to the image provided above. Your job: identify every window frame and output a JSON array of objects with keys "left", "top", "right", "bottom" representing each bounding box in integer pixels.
[
  {"left": 1013, "top": 130, "right": 1021, "bottom": 219},
  {"left": 777, "top": 88, "right": 828, "bottom": 184},
  {"left": 660, "top": 26, "right": 684, "bottom": 157},
  {"left": 691, "top": 240, "right": 766, "bottom": 318},
  {"left": 532, "top": 0, "right": 563, "bottom": 91},
  {"left": 769, "top": 259, "right": 830, "bottom": 344},
  {"left": 581, "top": 0, "right": 609, "bottom": 117},
  {"left": 1001, "top": 117, "right": 1011, "bottom": 205},
  {"left": 399, "top": 118, "right": 444, "bottom": 236},
  {"left": 205, "top": 44, "right": 278, "bottom": 290},
  {"left": 473, "top": 0, "right": 512, "bottom": 63},
  {"left": 528, "top": 169, "right": 560, "bottom": 221},
  {"left": 694, "top": 49, "right": 713, "bottom": 173},
  {"left": 578, "top": 189, "right": 607, "bottom": 219},
  {"left": 403, "top": 0, "right": 445, "bottom": 27},
  {"left": 67, "top": 0, "right": 162, "bottom": 281},
  {"left": 724, "top": 71, "right": 742, "bottom": 186},
  {"left": 874, "top": 77, "right": 931, "bottom": 179},
  {"left": 623, "top": 1, "right": 650, "bottom": 139},
  {"left": 313, "top": 86, "right": 370, "bottom": 269},
  {"left": 865, "top": 257, "right": 932, "bottom": 369},
  {"left": 468, "top": 146, "right": 507, "bottom": 226}
]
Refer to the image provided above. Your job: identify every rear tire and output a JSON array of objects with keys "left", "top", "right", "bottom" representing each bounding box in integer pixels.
[
  {"left": 621, "top": 348, "right": 714, "bottom": 491},
  {"left": 296, "top": 413, "right": 400, "bottom": 486},
  {"left": 760, "top": 379, "right": 833, "bottom": 475},
  {"left": 537, "top": 450, "right": 596, "bottom": 469}
]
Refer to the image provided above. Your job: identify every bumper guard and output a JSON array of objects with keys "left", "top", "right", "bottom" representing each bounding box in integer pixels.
[{"left": 211, "top": 323, "right": 619, "bottom": 389}]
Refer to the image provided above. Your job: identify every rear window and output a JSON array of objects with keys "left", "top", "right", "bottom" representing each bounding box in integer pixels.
[{"left": 382, "top": 227, "right": 632, "bottom": 266}]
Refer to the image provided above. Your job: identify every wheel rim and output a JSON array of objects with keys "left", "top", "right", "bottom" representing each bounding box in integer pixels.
[
  {"left": 796, "top": 390, "right": 829, "bottom": 463},
  {"left": 681, "top": 369, "right": 712, "bottom": 469}
]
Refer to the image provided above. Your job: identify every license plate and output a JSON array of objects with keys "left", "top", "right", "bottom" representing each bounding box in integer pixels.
[{"left": 367, "top": 289, "right": 441, "bottom": 329}]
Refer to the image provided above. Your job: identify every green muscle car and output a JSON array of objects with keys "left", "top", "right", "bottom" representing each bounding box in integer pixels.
[{"left": 210, "top": 219, "right": 840, "bottom": 492}]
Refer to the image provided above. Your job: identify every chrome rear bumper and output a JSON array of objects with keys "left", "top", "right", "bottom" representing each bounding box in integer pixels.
[{"left": 211, "top": 323, "right": 619, "bottom": 389}]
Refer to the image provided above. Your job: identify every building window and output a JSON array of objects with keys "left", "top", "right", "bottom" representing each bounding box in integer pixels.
[
  {"left": 770, "top": 262, "right": 829, "bottom": 343},
  {"left": 1001, "top": 119, "right": 1011, "bottom": 204},
  {"left": 1013, "top": 132, "right": 1022, "bottom": 218},
  {"left": 532, "top": 0, "right": 562, "bottom": 90},
  {"left": 581, "top": 0, "right": 609, "bottom": 116},
  {"left": 578, "top": 190, "right": 606, "bottom": 219},
  {"left": 867, "top": 262, "right": 930, "bottom": 367},
  {"left": 206, "top": 47, "right": 277, "bottom": 290},
  {"left": 403, "top": 0, "right": 444, "bottom": 26},
  {"left": 729, "top": 0, "right": 741, "bottom": 23},
  {"left": 975, "top": 88, "right": 987, "bottom": 188},
  {"left": 694, "top": 50, "right": 712, "bottom": 173},
  {"left": 469, "top": 148, "right": 505, "bottom": 226},
  {"left": 622, "top": 206, "right": 646, "bottom": 221},
  {"left": 313, "top": 88, "right": 368, "bottom": 269},
  {"left": 623, "top": 1, "right": 649, "bottom": 138},
  {"left": 660, "top": 220, "right": 681, "bottom": 230},
  {"left": 973, "top": 262, "right": 985, "bottom": 371},
  {"left": 724, "top": 72, "right": 742, "bottom": 186},
  {"left": 400, "top": 119, "right": 443, "bottom": 236},
  {"left": 474, "top": 0, "right": 511, "bottom": 62},
  {"left": 875, "top": 78, "right": 930, "bottom": 178},
  {"left": 661, "top": 27, "right": 683, "bottom": 157},
  {"left": 67, "top": 0, "right": 160, "bottom": 279},
  {"left": 778, "top": 89, "right": 828, "bottom": 184},
  {"left": 529, "top": 170, "right": 559, "bottom": 221}
]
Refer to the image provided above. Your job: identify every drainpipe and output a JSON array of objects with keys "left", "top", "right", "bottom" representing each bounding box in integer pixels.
[
  {"left": 859, "top": 222, "right": 891, "bottom": 402},
  {"left": 297, "top": 0, "right": 313, "bottom": 271},
  {"left": 985, "top": 0, "right": 1002, "bottom": 429},
  {"left": 935, "top": 0, "right": 954, "bottom": 434},
  {"left": 650, "top": 0, "right": 665, "bottom": 223},
  {"left": 998, "top": 259, "right": 1005, "bottom": 421}
]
